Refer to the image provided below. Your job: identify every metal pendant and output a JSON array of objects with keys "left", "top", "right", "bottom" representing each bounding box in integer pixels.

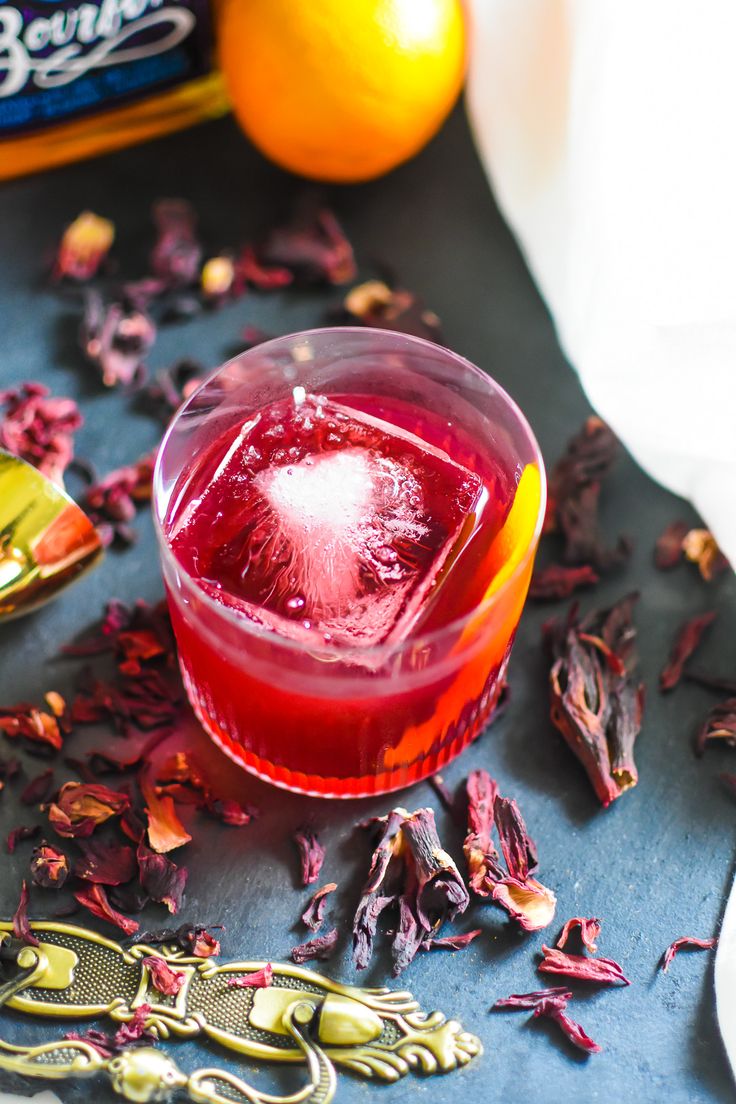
[{"left": 0, "top": 921, "right": 481, "bottom": 1103}]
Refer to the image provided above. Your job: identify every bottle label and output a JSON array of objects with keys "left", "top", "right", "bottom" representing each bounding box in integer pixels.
[{"left": 0, "top": 0, "right": 213, "bottom": 135}]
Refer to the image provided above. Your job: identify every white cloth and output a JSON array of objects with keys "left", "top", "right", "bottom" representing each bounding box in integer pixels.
[{"left": 465, "top": 0, "right": 736, "bottom": 565}]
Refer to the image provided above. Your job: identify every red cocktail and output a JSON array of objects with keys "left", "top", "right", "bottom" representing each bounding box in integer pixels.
[{"left": 154, "top": 329, "right": 545, "bottom": 797}]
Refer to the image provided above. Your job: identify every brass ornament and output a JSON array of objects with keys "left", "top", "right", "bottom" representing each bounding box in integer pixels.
[
  {"left": 0, "top": 450, "right": 103, "bottom": 621},
  {"left": 0, "top": 921, "right": 481, "bottom": 1103}
]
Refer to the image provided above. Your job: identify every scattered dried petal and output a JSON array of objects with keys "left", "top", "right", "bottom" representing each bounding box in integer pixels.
[
  {"left": 84, "top": 452, "right": 155, "bottom": 546},
  {"left": 150, "top": 199, "right": 202, "bottom": 287},
  {"left": 546, "top": 594, "right": 644, "bottom": 806},
  {"left": 661, "top": 935, "right": 717, "bottom": 972},
  {"left": 47, "top": 781, "right": 130, "bottom": 838},
  {"left": 660, "top": 611, "right": 717, "bottom": 692},
  {"left": 21, "top": 768, "right": 55, "bottom": 806},
  {"left": 0, "top": 382, "right": 82, "bottom": 486},
  {"left": 654, "top": 521, "right": 690, "bottom": 570},
  {"left": 137, "top": 843, "right": 188, "bottom": 914},
  {"left": 695, "top": 698, "right": 736, "bottom": 756},
  {"left": 545, "top": 417, "right": 630, "bottom": 571},
  {"left": 420, "top": 929, "right": 482, "bottom": 952},
  {"left": 73, "top": 883, "right": 139, "bottom": 935},
  {"left": 494, "top": 987, "right": 601, "bottom": 1054},
  {"left": 342, "top": 280, "right": 442, "bottom": 342},
  {"left": 114, "top": 1004, "right": 154, "bottom": 1046},
  {"left": 301, "top": 883, "right": 337, "bottom": 932},
  {"left": 539, "top": 944, "right": 630, "bottom": 986},
  {"left": 493, "top": 988, "right": 572, "bottom": 1011},
  {"left": 258, "top": 208, "right": 356, "bottom": 285},
  {"left": 557, "top": 917, "right": 601, "bottom": 954},
  {"left": 141, "top": 778, "right": 191, "bottom": 853},
  {"left": 463, "top": 769, "right": 500, "bottom": 895},
  {"left": 0, "top": 694, "right": 68, "bottom": 752},
  {"left": 30, "top": 843, "right": 69, "bottom": 888},
  {"left": 227, "top": 964, "right": 273, "bottom": 988},
  {"left": 135, "top": 923, "right": 221, "bottom": 958},
  {"left": 294, "top": 829, "right": 325, "bottom": 886},
  {"left": 138, "top": 359, "right": 205, "bottom": 419},
  {"left": 235, "top": 245, "right": 292, "bottom": 291},
  {"left": 54, "top": 212, "right": 115, "bottom": 281},
  {"left": 81, "top": 290, "right": 156, "bottom": 388},
  {"left": 530, "top": 563, "right": 600, "bottom": 601},
  {"left": 12, "top": 881, "right": 39, "bottom": 946},
  {"left": 536, "top": 1003, "right": 602, "bottom": 1054},
  {"left": 7, "top": 825, "right": 40, "bottom": 853},
  {"left": 291, "top": 928, "right": 339, "bottom": 964},
  {"left": 204, "top": 796, "right": 256, "bottom": 827},
  {"left": 75, "top": 839, "right": 136, "bottom": 885},
  {"left": 682, "top": 528, "right": 730, "bottom": 580},
  {"left": 142, "top": 955, "right": 186, "bottom": 995}
]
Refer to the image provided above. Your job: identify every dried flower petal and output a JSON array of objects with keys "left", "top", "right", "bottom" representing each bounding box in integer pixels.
[
  {"left": 420, "top": 929, "right": 481, "bottom": 952},
  {"left": 463, "top": 769, "right": 500, "bottom": 895},
  {"left": 258, "top": 208, "right": 356, "bottom": 285},
  {"left": 546, "top": 594, "right": 644, "bottom": 806},
  {"left": 0, "top": 694, "right": 68, "bottom": 752},
  {"left": 150, "top": 199, "right": 202, "bottom": 287},
  {"left": 114, "top": 1004, "right": 154, "bottom": 1046},
  {"left": 204, "top": 796, "right": 256, "bottom": 827},
  {"left": 535, "top": 1002, "right": 602, "bottom": 1054},
  {"left": 73, "top": 883, "right": 138, "bottom": 935},
  {"left": 539, "top": 944, "right": 630, "bottom": 985},
  {"left": 7, "top": 825, "right": 40, "bottom": 853},
  {"left": 682, "top": 529, "right": 730, "bottom": 580},
  {"left": 75, "top": 840, "right": 136, "bottom": 885},
  {"left": 227, "top": 964, "right": 273, "bottom": 988},
  {"left": 660, "top": 611, "right": 717, "bottom": 692},
  {"left": 142, "top": 955, "right": 186, "bottom": 995},
  {"left": 654, "top": 521, "right": 690, "bottom": 570},
  {"left": 141, "top": 778, "right": 191, "bottom": 853},
  {"left": 30, "top": 843, "right": 69, "bottom": 888},
  {"left": 545, "top": 417, "right": 630, "bottom": 571},
  {"left": 493, "top": 987, "right": 572, "bottom": 1011},
  {"left": 301, "top": 883, "right": 337, "bottom": 932},
  {"left": 342, "top": 280, "right": 442, "bottom": 342},
  {"left": 63, "top": 1028, "right": 117, "bottom": 1058},
  {"left": 530, "top": 563, "right": 600, "bottom": 601},
  {"left": 294, "top": 829, "right": 326, "bottom": 886},
  {"left": 84, "top": 452, "right": 155, "bottom": 546},
  {"left": 138, "top": 359, "right": 205, "bottom": 419},
  {"left": 137, "top": 843, "right": 188, "bottom": 914},
  {"left": 21, "top": 768, "right": 55, "bottom": 806},
  {"left": 557, "top": 917, "right": 601, "bottom": 954},
  {"left": 494, "top": 987, "right": 601, "bottom": 1054},
  {"left": 47, "top": 781, "right": 130, "bottom": 838},
  {"left": 235, "top": 245, "right": 292, "bottom": 291},
  {"left": 12, "top": 881, "right": 39, "bottom": 946},
  {"left": 54, "top": 211, "right": 115, "bottom": 281},
  {"left": 695, "top": 698, "right": 736, "bottom": 756},
  {"left": 0, "top": 382, "right": 82, "bottom": 486},
  {"left": 81, "top": 291, "right": 156, "bottom": 388},
  {"left": 661, "top": 935, "right": 718, "bottom": 972},
  {"left": 291, "top": 928, "right": 338, "bottom": 964}
]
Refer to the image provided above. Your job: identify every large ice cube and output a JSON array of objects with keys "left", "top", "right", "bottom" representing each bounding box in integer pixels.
[{"left": 169, "top": 393, "right": 483, "bottom": 649}]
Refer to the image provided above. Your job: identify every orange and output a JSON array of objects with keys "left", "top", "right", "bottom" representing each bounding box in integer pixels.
[{"left": 218, "top": 0, "right": 466, "bottom": 182}]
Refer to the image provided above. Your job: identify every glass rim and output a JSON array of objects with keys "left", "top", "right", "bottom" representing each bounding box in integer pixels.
[{"left": 152, "top": 326, "right": 547, "bottom": 661}]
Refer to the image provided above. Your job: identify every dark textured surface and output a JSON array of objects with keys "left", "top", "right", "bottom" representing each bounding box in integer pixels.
[{"left": 0, "top": 105, "right": 735, "bottom": 1104}]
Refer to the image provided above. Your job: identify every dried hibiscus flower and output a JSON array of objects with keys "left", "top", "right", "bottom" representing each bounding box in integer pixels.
[
  {"left": 114, "top": 1004, "right": 154, "bottom": 1046},
  {"left": 136, "top": 844, "right": 188, "bottom": 914},
  {"left": 0, "top": 382, "right": 82, "bottom": 486},
  {"left": 150, "top": 199, "right": 202, "bottom": 287},
  {"left": 654, "top": 521, "right": 690, "bottom": 570},
  {"left": 227, "top": 964, "right": 273, "bottom": 988},
  {"left": 493, "top": 987, "right": 600, "bottom": 1054},
  {"left": 134, "top": 923, "right": 221, "bottom": 958},
  {"left": 47, "top": 781, "right": 130, "bottom": 838},
  {"left": 234, "top": 245, "right": 292, "bottom": 292},
  {"left": 81, "top": 290, "right": 156, "bottom": 388},
  {"left": 74, "top": 839, "right": 136, "bottom": 885},
  {"left": 292, "top": 928, "right": 339, "bottom": 964},
  {"left": 545, "top": 417, "right": 630, "bottom": 571},
  {"left": 660, "top": 611, "right": 716, "bottom": 693},
  {"left": 0, "top": 692, "right": 70, "bottom": 753},
  {"left": 341, "top": 280, "right": 442, "bottom": 343},
  {"left": 301, "top": 882, "right": 337, "bottom": 932},
  {"left": 21, "top": 768, "right": 55, "bottom": 805},
  {"left": 142, "top": 955, "right": 186, "bottom": 995},
  {"left": 141, "top": 777, "right": 192, "bottom": 853},
  {"left": 294, "top": 828, "right": 325, "bottom": 886},
  {"left": 73, "top": 882, "right": 139, "bottom": 935},
  {"left": 257, "top": 208, "right": 356, "bottom": 286},
  {"left": 557, "top": 916, "right": 601, "bottom": 954},
  {"left": 12, "top": 881, "right": 39, "bottom": 946},
  {"left": 695, "top": 698, "right": 736, "bottom": 756},
  {"left": 84, "top": 452, "right": 156, "bottom": 548},
  {"left": 545, "top": 593, "right": 645, "bottom": 806},
  {"left": 682, "top": 529, "right": 730, "bottom": 581},
  {"left": 538, "top": 944, "right": 630, "bottom": 986},
  {"left": 420, "top": 929, "right": 481, "bottom": 952},
  {"left": 138, "top": 359, "right": 205, "bottom": 420},
  {"left": 53, "top": 211, "right": 115, "bottom": 281},
  {"left": 30, "top": 843, "right": 69, "bottom": 888},
  {"left": 529, "top": 563, "right": 600, "bottom": 602},
  {"left": 661, "top": 935, "right": 717, "bottom": 972},
  {"left": 463, "top": 770, "right": 556, "bottom": 932},
  {"left": 353, "top": 806, "right": 469, "bottom": 976}
]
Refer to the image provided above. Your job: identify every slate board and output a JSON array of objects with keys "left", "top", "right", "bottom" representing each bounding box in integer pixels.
[{"left": 0, "top": 105, "right": 735, "bottom": 1104}]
